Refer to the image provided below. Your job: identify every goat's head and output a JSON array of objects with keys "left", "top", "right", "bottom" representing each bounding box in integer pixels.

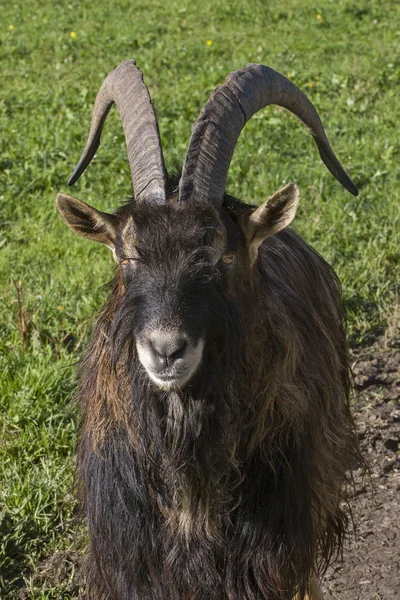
[{"left": 56, "top": 60, "right": 357, "bottom": 391}]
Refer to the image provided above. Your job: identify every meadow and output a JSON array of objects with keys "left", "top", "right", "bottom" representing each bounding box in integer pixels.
[{"left": 1, "top": 0, "right": 399, "bottom": 597}]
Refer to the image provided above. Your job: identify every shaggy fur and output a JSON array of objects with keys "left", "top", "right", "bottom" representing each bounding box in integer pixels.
[{"left": 72, "top": 181, "right": 360, "bottom": 600}]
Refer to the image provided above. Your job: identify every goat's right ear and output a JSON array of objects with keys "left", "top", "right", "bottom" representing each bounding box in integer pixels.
[{"left": 56, "top": 193, "right": 119, "bottom": 251}]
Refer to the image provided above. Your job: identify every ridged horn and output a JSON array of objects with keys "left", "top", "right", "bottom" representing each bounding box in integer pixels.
[
  {"left": 68, "top": 60, "right": 166, "bottom": 203},
  {"left": 179, "top": 64, "right": 358, "bottom": 207}
]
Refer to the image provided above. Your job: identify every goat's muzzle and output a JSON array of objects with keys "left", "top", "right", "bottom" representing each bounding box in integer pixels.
[{"left": 136, "top": 329, "right": 205, "bottom": 390}]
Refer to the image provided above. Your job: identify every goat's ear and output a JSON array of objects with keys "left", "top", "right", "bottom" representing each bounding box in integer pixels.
[
  {"left": 246, "top": 183, "right": 300, "bottom": 253},
  {"left": 56, "top": 193, "right": 119, "bottom": 251}
]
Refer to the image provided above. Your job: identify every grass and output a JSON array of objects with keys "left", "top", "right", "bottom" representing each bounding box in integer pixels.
[{"left": 0, "top": 0, "right": 399, "bottom": 596}]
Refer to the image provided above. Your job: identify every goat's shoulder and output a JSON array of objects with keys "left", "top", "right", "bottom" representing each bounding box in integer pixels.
[{"left": 257, "top": 228, "right": 342, "bottom": 311}]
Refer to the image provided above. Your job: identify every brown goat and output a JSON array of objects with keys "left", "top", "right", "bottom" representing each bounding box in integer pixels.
[{"left": 56, "top": 60, "right": 361, "bottom": 600}]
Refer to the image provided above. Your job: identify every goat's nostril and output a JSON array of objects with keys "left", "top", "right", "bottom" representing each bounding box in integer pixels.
[
  {"left": 169, "top": 339, "right": 187, "bottom": 361},
  {"left": 149, "top": 332, "right": 188, "bottom": 364}
]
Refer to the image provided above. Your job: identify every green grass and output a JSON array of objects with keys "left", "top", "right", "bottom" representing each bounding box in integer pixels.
[{"left": 1, "top": 0, "right": 399, "bottom": 597}]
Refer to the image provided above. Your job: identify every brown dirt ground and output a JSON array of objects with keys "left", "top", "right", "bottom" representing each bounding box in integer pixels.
[
  {"left": 323, "top": 326, "right": 400, "bottom": 600},
  {"left": 22, "top": 327, "right": 400, "bottom": 599}
]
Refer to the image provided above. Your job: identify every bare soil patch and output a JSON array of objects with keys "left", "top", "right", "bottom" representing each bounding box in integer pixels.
[{"left": 323, "top": 327, "right": 400, "bottom": 600}]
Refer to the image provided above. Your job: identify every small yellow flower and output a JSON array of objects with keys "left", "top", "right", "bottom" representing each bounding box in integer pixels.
[
  {"left": 57, "top": 305, "right": 65, "bottom": 311},
  {"left": 305, "top": 82, "right": 313, "bottom": 87},
  {"left": 206, "top": 40, "right": 212, "bottom": 46},
  {"left": 70, "top": 31, "right": 77, "bottom": 38},
  {"left": 316, "top": 13, "right": 322, "bottom": 20},
  {"left": 8, "top": 24, "right": 14, "bottom": 30}
]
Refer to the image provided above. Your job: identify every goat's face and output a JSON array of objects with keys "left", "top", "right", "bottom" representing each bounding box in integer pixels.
[
  {"left": 56, "top": 184, "right": 299, "bottom": 390},
  {"left": 114, "top": 201, "right": 244, "bottom": 390}
]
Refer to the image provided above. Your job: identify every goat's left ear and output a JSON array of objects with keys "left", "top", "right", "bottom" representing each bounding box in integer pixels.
[
  {"left": 246, "top": 183, "right": 300, "bottom": 254},
  {"left": 56, "top": 193, "right": 119, "bottom": 251}
]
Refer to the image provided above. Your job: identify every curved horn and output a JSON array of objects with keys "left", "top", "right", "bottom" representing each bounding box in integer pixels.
[
  {"left": 179, "top": 64, "right": 358, "bottom": 206},
  {"left": 68, "top": 60, "right": 166, "bottom": 203}
]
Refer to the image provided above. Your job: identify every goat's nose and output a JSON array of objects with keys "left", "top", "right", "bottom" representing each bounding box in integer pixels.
[{"left": 148, "top": 331, "right": 188, "bottom": 369}]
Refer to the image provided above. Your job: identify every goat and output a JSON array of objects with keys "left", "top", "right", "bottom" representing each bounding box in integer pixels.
[{"left": 56, "top": 60, "right": 361, "bottom": 600}]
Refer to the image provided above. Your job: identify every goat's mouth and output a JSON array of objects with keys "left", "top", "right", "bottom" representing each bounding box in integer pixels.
[
  {"left": 136, "top": 335, "right": 205, "bottom": 391},
  {"left": 146, "top": 370, "right": 192, "bottom": 391}
]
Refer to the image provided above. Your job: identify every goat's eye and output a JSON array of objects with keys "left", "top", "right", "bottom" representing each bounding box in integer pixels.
[
  {"left": 220, "top": 253, "right": 235, "bottom": 265},
  {"left": 121, "top": 258, "right": 136, "bottom": 266}
]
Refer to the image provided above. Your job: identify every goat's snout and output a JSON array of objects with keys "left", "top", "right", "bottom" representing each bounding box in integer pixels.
[
  {"left": 148, "top": 331, "right": 188, "bottom": 371},
  {"left": 136, "top": 329, "right": 205, "bottom": 389}
]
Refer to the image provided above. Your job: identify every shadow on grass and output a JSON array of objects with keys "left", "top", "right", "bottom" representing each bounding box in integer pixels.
[
  {"left": 0, "top": 513, "right": 82, "bottom": 599},
  {"left": 343, "top": 293, "right": 384, "bottom": 347}
]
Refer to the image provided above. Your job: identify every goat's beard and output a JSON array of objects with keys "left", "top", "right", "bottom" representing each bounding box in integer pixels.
[{"left": 107, "top": 289, "right": 246, "bottom": 539}]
